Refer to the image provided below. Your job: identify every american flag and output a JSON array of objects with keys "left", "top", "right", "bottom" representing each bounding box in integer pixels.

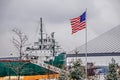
[{"left": 70, "top": 11, "right": 86, "bottom": 34}]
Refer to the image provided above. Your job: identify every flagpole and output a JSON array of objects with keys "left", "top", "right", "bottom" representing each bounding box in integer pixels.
[
  {"left": 70, "top": 9, "right": 88, "bottom": 79},
  {"left": 85, "top": 8, "right": 88, "bottom": 79}
]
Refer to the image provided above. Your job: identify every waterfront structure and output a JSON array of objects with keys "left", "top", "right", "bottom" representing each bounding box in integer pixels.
[
  {"left": 67, "top": 25, "right": 120, "bottom": 77},
  {"left": 0, "top": 18, "right": 66, "bottom": 80}
]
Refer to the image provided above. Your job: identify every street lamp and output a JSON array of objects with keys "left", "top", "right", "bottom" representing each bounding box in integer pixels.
[{"left": 74, "top": 49, "right": 79, "bottom": 61}]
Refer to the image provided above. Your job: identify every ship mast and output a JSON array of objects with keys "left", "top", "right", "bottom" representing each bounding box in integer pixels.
[{"left": 40, "top": 18, "right": 43, "bottom": 44}]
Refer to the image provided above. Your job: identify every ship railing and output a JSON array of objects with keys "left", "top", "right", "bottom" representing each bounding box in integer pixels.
[{"left": 30, "top": 59, "right": 66, "bottom": 74}]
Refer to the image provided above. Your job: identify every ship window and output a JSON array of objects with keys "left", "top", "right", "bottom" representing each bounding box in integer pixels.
[
  {"left": 43, "top": 45, "right": 47, "bottom": 49},
  {"left": 26, "top": 47, "right": 30, "bottom": 51},
  {"left": 44, "top": 39, "right": 47, "bottom": 42},
  {"left": 39, "top": 46, "right": 41, "bottom": 50}
]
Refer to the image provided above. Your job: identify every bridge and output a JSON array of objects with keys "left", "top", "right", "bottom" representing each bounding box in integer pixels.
[
  {"left": 67, "top": 25, "right": 120, "bottom": 57},
  {"left": 67, "top": 52, "right": 120, "bottom": 57},
  {"left": 66, "top": 25, "right": 120, "bottom": 66}
]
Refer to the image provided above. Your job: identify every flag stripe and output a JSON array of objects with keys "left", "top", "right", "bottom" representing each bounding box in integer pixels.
[
  {"left": 70, "top": 11, "right": 86, "bottom": 34},
  {"left": 71, "top": 22, "right": 86, "bottom": 28},
  {"left": 71, "top": 22, "right": 86, "bottom": 34}
]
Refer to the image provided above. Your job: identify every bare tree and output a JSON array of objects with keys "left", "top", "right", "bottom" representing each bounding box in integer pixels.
[{"left": 12, "top": 28, "right": 28, "bottom": 60}]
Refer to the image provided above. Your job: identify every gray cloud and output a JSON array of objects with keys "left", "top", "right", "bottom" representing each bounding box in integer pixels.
[{"left": 0, "top": 0, "right": 120, "bottom": 57}]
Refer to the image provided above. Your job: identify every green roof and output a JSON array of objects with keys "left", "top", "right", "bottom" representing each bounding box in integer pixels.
[{"left": 0, "top": 53, "right": 66, "bottom": 76}]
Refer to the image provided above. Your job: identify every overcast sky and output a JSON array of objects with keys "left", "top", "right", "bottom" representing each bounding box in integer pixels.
[{"left": 0, "top": 0, "right": 120, "bottom": 57}]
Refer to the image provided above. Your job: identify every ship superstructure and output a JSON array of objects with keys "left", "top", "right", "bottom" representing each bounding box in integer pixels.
[
  {"left": 0, "top": 18, "right": 66, "bottom": 80},
  {"left": 24, "top": 18, "right": 63, "bottom": 62}
]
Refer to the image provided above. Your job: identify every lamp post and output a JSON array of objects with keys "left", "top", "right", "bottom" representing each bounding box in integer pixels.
[{"left": 74, "top": 49, "right": 79, "bottom": 61}]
